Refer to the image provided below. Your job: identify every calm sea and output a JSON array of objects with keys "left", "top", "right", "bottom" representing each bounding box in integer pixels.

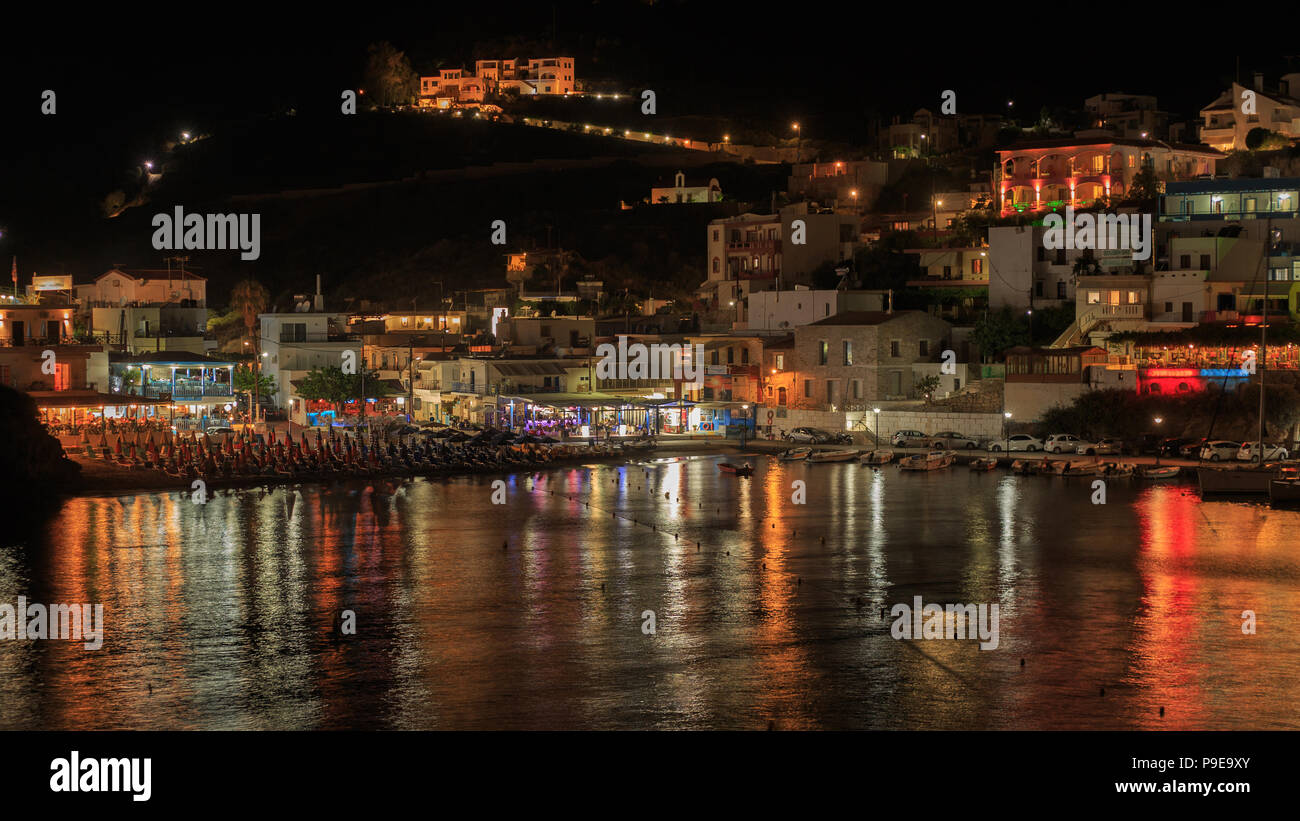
[{"left": 2, "top": 455, "right": 1297, "bottom": 730}]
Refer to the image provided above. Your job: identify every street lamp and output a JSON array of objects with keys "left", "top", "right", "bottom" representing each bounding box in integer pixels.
[
  {"left": 1003, "top": 411, "right": 1012, "bottom": 452},
  {"left": 791, "top": 122, "right": 801, "bottom": 163},
  {"left": 873, "top": 407, "right": 881, "bottom": 448}
]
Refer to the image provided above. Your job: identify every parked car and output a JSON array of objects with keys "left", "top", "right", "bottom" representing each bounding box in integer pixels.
[
  {"left": 1198, "top": 440, "right": 1241, "bottom": 462},
  {"left": 205, "top": 424, "right": 235, "bottom": 435},
  {"left": 1178, "top": 438, "right": 1210, "bottom": 458},
  {"left": 1043, "top": 434, "right": 1082, "bottom": 454},
  {"left": 786, "top": 427, "right": 832, "bottom": 444},
  {"left": 1237, "top": 442, "right": 1290, "bottom": 462},
  {"left": 1076, "top": 437, "right": 1123, "bottom": 455},
  {"left": 1126, "top": 433, "right": 1163, "bottom": 456},
  {"left": 988, "top": 434, "right": 1043, "bottom": 452},
  {"left": 891, "top": 429, "right": 929, "bottom": 448},
  {"left": 930, "top": 430, "right": 983, "bottom": 450}
]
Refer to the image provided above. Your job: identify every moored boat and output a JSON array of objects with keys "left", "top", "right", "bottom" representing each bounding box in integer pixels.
[
  {"left": 968, "top": 457, "right": 998, "bottom": 471},
  {"left": 1269, "top": 478, "right": 1300, "bottom": 505},
  {"left": 806, "top": 448, "right": 860, "bottom": 463},
  {"left": 1103, "top": 462, "right": 1135, "bottom": 477},
  {"left": 718, "top": 462, "right": 754, "bottom": 476},
  {"left": 860, "top": 449, "right": 894, "bottom": 465},
  {"left": 899, "top": 450, "right": 955, "bottom": 471},
  {"left": 1059, "top": 460, "right": 1102, "bottom": 476},
  {"left": 1197, "top": 465, "right": 1279, "bottom": 495},
  {"left": 779, "top": 447, "right": 813, "bottom": 461},
  {"left": 1009, "top": 459, "right": 1035, "bottom": 475},
  {"left": 1140, "top": 464, "right": 1181, "bottom": 480}
]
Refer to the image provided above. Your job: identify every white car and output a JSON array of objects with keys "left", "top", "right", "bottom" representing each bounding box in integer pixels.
[
  {"left": 1076, "top": 437, "right": 1122, "bottom": 456},
  {"left": 988, "top": 434, "right": 1042, "bottom": 452},
  {"left": 1198, "top": 440, "right": 1241, "bottom": 462},
  {"left": 1043, "top": 434, "right": 1082, "bottom": 454},
  {"left": 1237, "top": 442, "right": 1289, "bottom": 462}
]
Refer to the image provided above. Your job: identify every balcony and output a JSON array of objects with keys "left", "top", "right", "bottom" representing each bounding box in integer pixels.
[{"left": 726, "top": 239, "right": 782, "bottom": 253}]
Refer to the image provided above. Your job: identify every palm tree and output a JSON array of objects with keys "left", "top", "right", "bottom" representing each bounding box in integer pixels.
[{"left": 229, "top": 279, "right": 269, "bottom": 352}]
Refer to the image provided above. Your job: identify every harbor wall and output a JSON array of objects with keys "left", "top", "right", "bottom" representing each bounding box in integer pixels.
[{"left": 759, "top": 406, "right": 1007, "bottom": 443}]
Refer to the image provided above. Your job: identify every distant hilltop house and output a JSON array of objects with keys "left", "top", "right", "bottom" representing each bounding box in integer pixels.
[
  {"left": 418, "top": 57, "right": 576, "bottom": 108},
  {"left": 1200, "top": 72, "right": 1300, "bottom": 152},
  {"left": 650, "top": 171, "right": 722, "bottom": 204}
]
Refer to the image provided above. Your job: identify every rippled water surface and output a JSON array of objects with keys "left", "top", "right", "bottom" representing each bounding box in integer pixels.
[{"left": 3, "top": 455, "right": 1298, "bottom": 730}]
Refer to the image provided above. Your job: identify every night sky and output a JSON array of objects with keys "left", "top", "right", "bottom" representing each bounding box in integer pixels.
[{"left": 0, "top": 2, "right": 1295, "bottom": 284}]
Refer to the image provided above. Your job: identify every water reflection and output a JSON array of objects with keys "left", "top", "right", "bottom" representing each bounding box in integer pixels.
[{"left": 2, "top": 457, "right": 1298, "bottom": 730}]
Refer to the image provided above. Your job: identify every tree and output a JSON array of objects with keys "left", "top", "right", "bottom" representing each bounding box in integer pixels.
[
  {"left": 914, "top": 374, "right": 942, "bottom": 404},
  {"left": 233, "top": 364, "right": 277, "bottom": 408},
  {"left": 296, "top": 366, "right": 391, "bottom": 416},
  {"left": 972, "top": 307, "right": 1031, "bottom": 361},
  {"left": 363, "top": 42, "right": 418, "bottom": 107},
  {"left": 1124, "top": 166, "right": 1161, "bottom": 202},
  {"left": 1245, "top": 127, "right": 1291, "bottom": 151},
  {"left": 228, "top": 279, "right": 269, "bottom": 354}
]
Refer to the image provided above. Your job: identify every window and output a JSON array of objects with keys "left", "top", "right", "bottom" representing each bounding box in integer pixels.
[
  {"left": 727, "top": 347, "right": 735, "bottom": 364},
  {"left": 943, "top": 265, "right": 952, "bottom": 278},
  {"left": 711, "top": 350, "right": 720, "bottom": 365},
  {"left": 843, "top": 340, "right": 853, "bottom": 365},
  {"left": 1057, "top": 281, "right": 1066, "bottom": 299},
  {"left": 972, "top": 259, "right": 983, "bottom": 275},
  {"left": 919, "top": 340, "right": 929, "bottom": 357},
  {"left": 1200, "top": 254, "right": 1211, "bottom": 270},
  {"left": 1127, "top": 290, "right": 1140, "bottom": 304},
  {"left": 804, "top": 380, "right": 812, "bottom": 398},
  {"left": 826, "top": 381, "right": 835, "bottom": 403},
  {"left": 890, "top": 340, "right": 900, "bottom": 357},
  {"left": 1035, "top": 280, "right": 1044, "bottom": 297},
  {"left": 852, "top": 379, "right": 861, "bottom": 399},
  {"left": 818, "top": 341, "right": 828, "bottom": 365},
  {"left": 1179, "top": 255, "right": 1191, "bottom": 269},
  {"left": 824, "top": 304, "right": 830, "bottom": 316},
  {"left": 712, "top": 230, "right": 719, "bottom": 242},
  {"left": 1087, "top": 291, "right": 1101, "bottom": 304},
  {"left": 775, "top": 354, "right": 784, "bottom": 370},
  {"left": 741, "top": 348, "right": 749, "bottom": 364},
  {"left": 1164, "top": 301, "right": 1173, "bottom": 313},
  {"left": 712, "top": 257, "right": 720, "bottom": 273}
]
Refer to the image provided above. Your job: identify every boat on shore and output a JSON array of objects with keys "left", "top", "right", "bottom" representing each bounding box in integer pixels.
[
  {"left": 778, "top": 447, "right": 812, "bottom": 461},
  {"left": 718, "top": 462, "right": 754, "bottom": 476},
  {"left": 860, "top": 449, "right": 894, "bottom": 465},
  {"left": 899, "top": 450, "right": 955, "bottom": 471},
  {"left": 806, "top": 449, "right": 860, "bottom": 463},
  {"left": 968, "top": 457, "right": 998, "bottom": 471}
]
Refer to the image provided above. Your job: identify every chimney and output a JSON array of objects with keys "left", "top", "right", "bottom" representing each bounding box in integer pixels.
[
  {"left": 314, "top": 274, "right": 324, "bottom": 311},
  {"left": 1254, "top": 72, "right": 1265, "bottom": 92}
]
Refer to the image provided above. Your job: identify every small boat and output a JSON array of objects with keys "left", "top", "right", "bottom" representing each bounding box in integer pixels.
[
  {"left": 899, "top": 450, "right": 955, "bottom": 471},
  {"left": 1060, "top": 460, "right": 1102, "bottom": 477},
  {"left": 806, "top": 448, "right": 860, "bottom": 463},
  {"left": 968, "top": 457, "right": 998, "bottom": 471},
  {"left": 1269, "top": 478, "right": 1300, "bottom": 505},
  {"left": 860, "top": 449, "right": 894, "bottom": 465},
  {"left": 1103, "top": 462, "right": 1135, "bottom": 478},
  {"left": 1009, "top": 459, "right": 1035, "bottom": 475},
  {"left": 1036, "top": 458, "right": 1065, "bottom": 475},
  {"left": 718, "top": 462, "right": 754, "bottom": 476},
  {"left": 779, "top": 447, "right": 813, "bottom": 461},
  {"left": 1140, "top": 465, "right": 1181, "bottom": 480},
  {"left": 623, "top": 437, "right": 657, "bottom": 451}
]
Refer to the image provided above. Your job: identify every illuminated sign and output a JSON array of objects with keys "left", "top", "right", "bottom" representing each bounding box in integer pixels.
[
  {"left": 1144, "top": 369, "right": 1197, "bottom": 378},
  {"left": 31, "top": 275, "right": 72, "bottom": 291}
]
